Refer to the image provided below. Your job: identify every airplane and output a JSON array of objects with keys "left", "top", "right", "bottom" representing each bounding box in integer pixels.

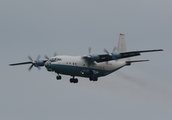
[{"left": 9, "top": 33, "right": 163, "bottom": 83}]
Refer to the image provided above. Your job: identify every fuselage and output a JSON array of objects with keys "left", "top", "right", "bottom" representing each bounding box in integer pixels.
[{"left": 45, "top": 55, "right": 127, "bottom": 78}]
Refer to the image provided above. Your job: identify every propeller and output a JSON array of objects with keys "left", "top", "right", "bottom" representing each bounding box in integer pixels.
[
  {"left": 104, "top": 46, "right": 117, "bottom": 55},
  {"left": 28, "top": 55, "right": 41, "bottom": 71},
  {"left": 103, "top": 46, "right": 117, "bottom": 62}
]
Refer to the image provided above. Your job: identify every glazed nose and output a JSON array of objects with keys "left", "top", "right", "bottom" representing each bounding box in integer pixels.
[{"left": 44, "top": 60, "right": 51, "bottom": 67}]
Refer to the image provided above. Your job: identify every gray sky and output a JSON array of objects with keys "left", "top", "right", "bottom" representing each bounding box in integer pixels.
[{"left": 1, "top": 0, "right": 172, "bottom": 120}]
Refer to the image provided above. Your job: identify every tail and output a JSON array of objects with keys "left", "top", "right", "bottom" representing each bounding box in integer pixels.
[{"left": 117, "top": 33, "right": 130, "bottom": 61}]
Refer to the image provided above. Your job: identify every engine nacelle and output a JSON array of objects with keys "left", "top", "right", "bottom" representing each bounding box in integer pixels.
[
  {"left": 90, "top": 55, "right": 100, "bottom": 61},
  {"left": 37, "top": 60, "right": 46, "bottom": 66},
  {"left": 112, "top": 53, "right": 122, "bottom": 60}
]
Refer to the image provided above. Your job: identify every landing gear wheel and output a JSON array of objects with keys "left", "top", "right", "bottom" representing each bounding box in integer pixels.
[
  {"left": 70, "top": 78, "right": 73, "bottom": 83},
  {"left": 74, "top": 78, "right": 78, "bottom": 83},
  {"left": 89, "top": 76, "right": 98, "bottom": 81},
  {"left": 89, "top": 77, "right": 93, "bottom": 81},
  {"left": 56, "top": 75, "right": 62, "bottom": 80},
  {"left": 93, "top": 77, "right": 98, "bottom": 81},
  {"left": 70, "top": 78, "right": 78, "bottom": 83}
]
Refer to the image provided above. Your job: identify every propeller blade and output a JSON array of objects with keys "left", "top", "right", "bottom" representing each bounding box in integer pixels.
[
  {"left": 36, "top": 55, "right": 41, "bottom": 61},
  {"left": 44, "top": 55, "right": 49, "bottom": 60},
  {"left": 36, "top": 66, "right": 41, "bottom": 70},
  {"left": 35, "top": 64, "right": 41, "bottom": 70},
  {"left": 54, "top": 52, "right": 57, "bottom": 56},
  {"left": 89, "top": 47, "right": 91, "bottom": 55},
  {"left": 28, "top": 64, "right": 34, "bottom": 71},
  {"left": 112, "top": 46, "right": 116, "bottom": 53},
  {"left": 104, "top": 48, "right": 109, "bottom": 54},
  {"left": 28, "top": 55, "right": 33, "bottom": 61}
]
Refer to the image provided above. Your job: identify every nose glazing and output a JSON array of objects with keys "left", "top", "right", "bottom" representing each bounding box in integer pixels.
[{"left": 44, "top": 60, "right": 51, "bottom": 67}]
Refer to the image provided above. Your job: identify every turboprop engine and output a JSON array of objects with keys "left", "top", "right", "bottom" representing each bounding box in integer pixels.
[
  {"left": 89, "top": 55, "right": 100, "bottom": 61},
  {"left": 111, "top": 53, "right": 121, "bottom": 60}
]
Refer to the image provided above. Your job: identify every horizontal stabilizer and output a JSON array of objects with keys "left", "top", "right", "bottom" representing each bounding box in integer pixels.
[
  {"left": 126, "top": 60, "right": 149, "bottom": 65},
  {"left": 123, "top": 49, "right": 163, "bottom": 53}
]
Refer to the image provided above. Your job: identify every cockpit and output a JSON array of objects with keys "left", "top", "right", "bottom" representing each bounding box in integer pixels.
[{"left": 49, "top": 57, "right": 62, "bottom": 62}]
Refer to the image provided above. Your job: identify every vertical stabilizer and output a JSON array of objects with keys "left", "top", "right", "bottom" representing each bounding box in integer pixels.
[
  {"left": 117, "top": 33, "right": 130, "bottom": 61},
  {"left": 117, "top": 33, "right": 126, "bottom": 52}
]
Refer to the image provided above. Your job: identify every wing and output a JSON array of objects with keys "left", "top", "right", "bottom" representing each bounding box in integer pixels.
[
  {"left": 119, "top": 49, "right": 163, "bottom": 59},
  {"left": 83, "top": 49, "right": 163, "bottom": 63},
  {"left": 125, "top": 60, "right": 149, "bottom": 65},
  {"left": 82, "top": 54, "right": 112, "bottom": 63},
  {"left": 9, "top": 61, "right": 32, "bottom": 66}
]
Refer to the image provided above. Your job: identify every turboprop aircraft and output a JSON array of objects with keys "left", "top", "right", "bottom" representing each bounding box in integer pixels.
[{"left": 9, "top": 34, "right": 163, "bottom": 83}]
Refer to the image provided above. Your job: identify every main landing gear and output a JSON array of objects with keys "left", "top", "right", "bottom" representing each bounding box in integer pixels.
[
  {"left": 89, "top": 76, "right": 98, "bottom": 81},
  {"left": 55, "top": 74, "right": 97, "bottom": 83},
  {"left": 70, "top": 77, "right": 78, "bottom": 83}
]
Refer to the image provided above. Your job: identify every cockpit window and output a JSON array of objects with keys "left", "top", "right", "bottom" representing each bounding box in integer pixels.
[
  {"left": 49, "top": 57, "right": 62, "bottom": 62},
  {"left": 49, "top": 58, "right": 56, "bottom": 62}
]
